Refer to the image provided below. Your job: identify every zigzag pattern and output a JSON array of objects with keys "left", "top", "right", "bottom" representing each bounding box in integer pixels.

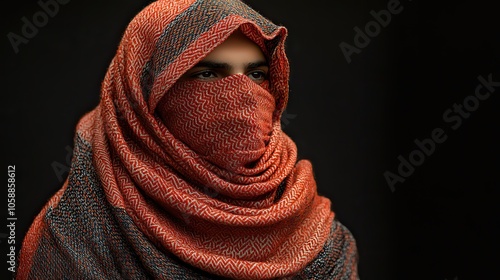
[
  {"left": 158, "top": 75, "right": 276, "bottom": 172},
  {"left": 141, "top": 0, "right": 279, "bottom": 101},
  {"left": 15, "top": 0, "right": 359, "bottom": 279}
]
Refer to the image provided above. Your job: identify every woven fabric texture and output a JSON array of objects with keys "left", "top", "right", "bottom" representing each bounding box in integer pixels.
[{"left": 16, "top": 0, "right": 359, "bottom": 279}]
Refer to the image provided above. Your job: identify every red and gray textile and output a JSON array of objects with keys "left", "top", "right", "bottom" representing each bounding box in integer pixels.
[{"left": 16, "top": 0, "right": 359, "bottom": 279}]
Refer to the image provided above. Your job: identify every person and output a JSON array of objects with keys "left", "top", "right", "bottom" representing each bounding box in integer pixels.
[{"left": 16, "top": 0, "right": 359, "bottom": 279}]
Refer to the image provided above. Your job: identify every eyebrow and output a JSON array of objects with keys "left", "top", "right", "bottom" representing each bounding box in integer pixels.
[
  {"left": 192, "top": 60, "right": 268, "bottom": 70},
  {"left": 246, "top": 61, "right": 268, "bottom": 69}
]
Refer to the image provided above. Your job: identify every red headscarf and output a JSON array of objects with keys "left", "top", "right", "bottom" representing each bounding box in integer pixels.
[{"left": 17, "top": 1, "right": 357, "bottom": 279}]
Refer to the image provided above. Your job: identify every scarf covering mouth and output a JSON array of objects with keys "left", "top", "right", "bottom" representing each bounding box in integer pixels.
[
  {"left": 157, "top": 75, "right": 277, "bottom": 174},
  {"left": 16, "top": 0, "right": 359, "bottom": 279}
]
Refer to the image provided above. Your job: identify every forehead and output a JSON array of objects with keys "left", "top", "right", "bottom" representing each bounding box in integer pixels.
[{"left": 201, "top": 30, "right": 266, "bottom": 63}]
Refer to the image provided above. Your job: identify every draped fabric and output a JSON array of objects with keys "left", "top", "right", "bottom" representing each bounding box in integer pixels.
[{"left": 16, "top": 0, "right": 359, "bottom": 279}]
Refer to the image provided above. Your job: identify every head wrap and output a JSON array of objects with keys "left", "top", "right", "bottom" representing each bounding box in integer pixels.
[{"left": 16, "top": 0, "right": 359, "bottom": 279}]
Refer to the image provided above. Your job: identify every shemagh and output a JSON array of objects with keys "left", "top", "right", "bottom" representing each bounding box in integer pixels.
[{"left": 16, "top": 0, "right": 359, "bottom": 279}]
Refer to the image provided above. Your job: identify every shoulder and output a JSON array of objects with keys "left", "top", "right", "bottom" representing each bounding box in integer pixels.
[{"left": 292, "top": 219, "right": 360, "bottom": 280}]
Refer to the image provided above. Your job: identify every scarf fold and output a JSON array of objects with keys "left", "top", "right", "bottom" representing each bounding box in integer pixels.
[{"left": 16, "top": 0, "right": 359, "bottom": 279}]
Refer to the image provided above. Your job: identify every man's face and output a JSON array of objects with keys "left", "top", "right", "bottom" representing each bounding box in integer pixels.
[{"left": 180, "top": 29, "right": 269, "bottom": 85}]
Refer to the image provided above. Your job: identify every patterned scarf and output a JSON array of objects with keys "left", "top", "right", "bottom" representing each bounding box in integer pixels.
[{"left": 16, "top": 0, "right": 359, "bottom": 279}]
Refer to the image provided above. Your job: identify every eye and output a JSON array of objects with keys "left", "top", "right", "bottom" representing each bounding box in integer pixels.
[
  {"left": 192, "top": 70, "right": 218, "bottom": 80},
  {"left": 247, "top": 71, "right": 267, "bottom": 83}
]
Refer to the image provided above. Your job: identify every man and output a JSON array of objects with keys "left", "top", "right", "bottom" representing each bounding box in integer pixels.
[{"left": 16, "top": 0, "right": 359, "bottom": 279}]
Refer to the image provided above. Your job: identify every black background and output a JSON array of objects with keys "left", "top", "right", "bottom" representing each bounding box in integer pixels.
[{"left": 2, "top": 0, "right": 499, "bottom": 279}]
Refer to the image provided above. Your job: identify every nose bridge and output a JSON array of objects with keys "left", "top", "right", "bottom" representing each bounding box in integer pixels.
[
  {"left": 231, "top": 65, "right": 247, "bottom": 75},
  {"left": 232, "top": 72, "right": 249, "bottom": 80},
  {"left": 227, "top": 73, "right": 255, "bottom": 93}
]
